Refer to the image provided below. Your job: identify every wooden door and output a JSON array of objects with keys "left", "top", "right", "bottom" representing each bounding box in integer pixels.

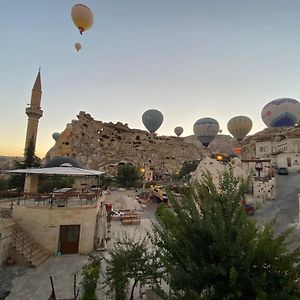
[{"left": 59, "top": 225, "right": 80, "bottom": 254}]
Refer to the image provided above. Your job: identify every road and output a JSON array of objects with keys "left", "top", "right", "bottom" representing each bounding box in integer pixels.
[{"left": 254, "top": 171, "right": 300, "bottom": 249}]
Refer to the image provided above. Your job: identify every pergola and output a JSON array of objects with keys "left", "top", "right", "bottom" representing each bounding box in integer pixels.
[{"left": 4, "top": 163, "right": 105, "bottom": 193}]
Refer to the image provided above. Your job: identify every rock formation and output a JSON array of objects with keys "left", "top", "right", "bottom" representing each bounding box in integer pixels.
[{"left": 45, "top": 111, "right": 207, "bottom": 175}]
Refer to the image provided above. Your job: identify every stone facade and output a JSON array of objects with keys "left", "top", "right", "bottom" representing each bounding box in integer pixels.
[
  {"left": 241, "top": 127, "right": 300, "bottom": 170},
  {"left": 45, "top": 111, "right": 206, "bottom": 176},
  {"left": 12, "top": 200, "right": 103, "bottom": 255}
]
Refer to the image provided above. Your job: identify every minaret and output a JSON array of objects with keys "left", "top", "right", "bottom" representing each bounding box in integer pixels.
[{"left": 25, "top": 70, "right": 43, "bottom": 150}]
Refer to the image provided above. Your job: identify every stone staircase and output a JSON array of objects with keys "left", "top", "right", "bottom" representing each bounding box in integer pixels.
[{"left": 10, "top": 224, "right": 51, "bottom": 267}]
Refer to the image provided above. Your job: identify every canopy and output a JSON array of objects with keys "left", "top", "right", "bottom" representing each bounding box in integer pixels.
[{"left": 4, "top": 165, "right": 104, "bottom": 177}]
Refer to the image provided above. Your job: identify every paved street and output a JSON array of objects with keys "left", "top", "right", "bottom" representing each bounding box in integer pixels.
[
  {"left": 254, "top": 171, "right": 300, "bottom": 249},
  {"left": 6, "top": 255, "right": 89, "bottom": 300}
]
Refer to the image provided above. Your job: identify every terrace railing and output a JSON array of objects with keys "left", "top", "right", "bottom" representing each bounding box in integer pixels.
[{"left": 0, "top": 190, "right": 102, "bottom": 208}]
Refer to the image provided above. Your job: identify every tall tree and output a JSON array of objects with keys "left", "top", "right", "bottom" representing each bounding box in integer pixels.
[
  {"left": 8, "top": 137, "right": 41, "bottom": 190},
  {"left": 154, "top": 169, "right": 300, "bottom": 299},
  {"left": 23, "top": 136, "right": 40, "bottom": 168}
]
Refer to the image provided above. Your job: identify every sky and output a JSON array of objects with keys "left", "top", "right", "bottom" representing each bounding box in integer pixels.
[{"left": 1, "top": 0, "right": 300, "bottom": 157}]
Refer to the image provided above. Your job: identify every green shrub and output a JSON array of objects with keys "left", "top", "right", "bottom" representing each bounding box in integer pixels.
[{"left": 82, "top": 256, "right": 101, "bottom": 300}]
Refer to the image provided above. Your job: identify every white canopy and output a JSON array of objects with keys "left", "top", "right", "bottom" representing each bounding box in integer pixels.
[{"left": 4, "top": 164, "right": 104, "bottom": 177}]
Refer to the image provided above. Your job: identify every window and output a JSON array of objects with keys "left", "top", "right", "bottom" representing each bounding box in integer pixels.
[{"left": 259, "top": 146, "right": 268, "bottom": 152}]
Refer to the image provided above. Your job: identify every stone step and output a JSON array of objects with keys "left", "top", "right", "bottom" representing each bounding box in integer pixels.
[
  {"left": 31, "top": 251, "right": 49, "bottom": 267},
  {"left": 10, "top": 225, "right": 50, "bottom": 267}
]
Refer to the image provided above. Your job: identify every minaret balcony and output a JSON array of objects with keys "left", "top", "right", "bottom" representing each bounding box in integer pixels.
[{"left": 26, "top": 107, "right": 43, "bottom": 119}]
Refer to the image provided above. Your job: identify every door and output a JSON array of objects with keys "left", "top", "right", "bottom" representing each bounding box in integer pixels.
[{"left": 59, "top": 225, "right": 80, "bottom": 254}]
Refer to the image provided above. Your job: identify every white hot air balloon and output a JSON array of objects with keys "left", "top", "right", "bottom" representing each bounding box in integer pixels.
[{"left": 75, "top": 42, "right": 82, "bottom": 52}]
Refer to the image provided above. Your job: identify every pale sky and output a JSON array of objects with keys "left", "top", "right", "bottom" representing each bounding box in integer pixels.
[{"left": 1, "top": 0, "right": 300, "bottom": 157}]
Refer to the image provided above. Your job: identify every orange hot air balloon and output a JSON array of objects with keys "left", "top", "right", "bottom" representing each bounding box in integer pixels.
[
  {"left": 75, "top": 42, "right": 82, "bottom": 52},
  {"left": 71, "top": 4, "right": 94, "bottom": 35}
]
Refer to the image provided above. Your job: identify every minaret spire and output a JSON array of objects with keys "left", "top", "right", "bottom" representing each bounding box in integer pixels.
[{"left": 24, "top": 70, "right": 43, "bottom": 151}]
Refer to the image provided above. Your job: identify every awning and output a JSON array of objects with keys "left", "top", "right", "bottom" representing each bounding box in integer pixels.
[{"left": 3, "top": 165, "right": 105, "bottom": 177}]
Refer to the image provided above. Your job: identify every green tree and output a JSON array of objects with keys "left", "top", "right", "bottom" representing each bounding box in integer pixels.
[
  {"left": 104, "top": 235, "right": 164, "bottom": 300},
  {"left": 23, "top": 137, "right": 41, "bottom": 168},
  {"left": 7, "top": 137, "right": 41, "bottom": 191},
  {"left": 116, "top": 164, "right": 141, "bottom": 188},
  {"left": 0, "top": 177, "right": 8, "bottom": 191},
  {"left": 82, "top": 255, "right": 101, "bottom": 300},
  {"left": 154, "top": 170, "right": 300, "bottom": 299},
  {"left": 178, "top": 160, "right": 199, "bottom": 180},
  {"left": 37, "top": 175, "right": 75, "bottom": 193}
]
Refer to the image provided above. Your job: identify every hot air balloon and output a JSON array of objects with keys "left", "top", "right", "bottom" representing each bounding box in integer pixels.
[
  {"left": 52, "top": 132, "right": 60, "bottom": 142},
  {"left": 71, "top": 4, "right": 94, "bottom": 35},
  {"left": 261, "top": 98, "right": 300, "bottom": 127},
  {"left": 75, "top": 42, "right": 82, "bottom": 52},
  {"left": 227, "top": 116, "right": 252, "bottom": 142},
  {"left": 193, "top": 117, "right": 219, "bottom": 147},
  {"left": 142, "top": 109, "right": 164, "bottom": 133},
  {"left": 174, "top": 126, "right": 183, "bottom": 137}
]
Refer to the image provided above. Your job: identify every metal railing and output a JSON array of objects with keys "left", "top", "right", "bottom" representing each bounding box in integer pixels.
[{"left": 0, "top": 191, "right": 102, "bottom": 208}]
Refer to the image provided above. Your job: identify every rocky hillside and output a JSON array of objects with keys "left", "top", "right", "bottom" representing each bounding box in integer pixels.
[
  {"left": 184, "top": 134, "right": 238, "bottom": 156},
  {"left": 0, "top": 156, "right": 22, "bottom": 170},
  {"left": 241, "top": 126, "right": 300, "bottom": 145},
  {"left": 45, "top": 111, "right": 209, "bottom": 175}
]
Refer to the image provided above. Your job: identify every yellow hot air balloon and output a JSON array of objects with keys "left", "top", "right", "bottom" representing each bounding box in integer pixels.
[
  {"left": 227, "top": 116, "right": 252, "bottom": 142},
  {"left": 75, "top": 42, "right": 82, "bottom": 52},
  {"left": 71, "top": 4, "right": 94, "bottom": 35}
]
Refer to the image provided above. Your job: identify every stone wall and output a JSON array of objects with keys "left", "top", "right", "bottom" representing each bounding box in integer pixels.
[
  {"left": 12, "top": 202, "right": 101, "bottom": 255},
  {"left": 0, "top": 219, "right": 15, "bottom": 264}
]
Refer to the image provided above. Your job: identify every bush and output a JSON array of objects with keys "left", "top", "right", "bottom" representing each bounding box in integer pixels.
[
  {"left": 116, "top": 164, "right": 142, "bottom": 188},
  {"left": 82, "top": 256, "right": 101, "bottom": 300},
  {"left": 37, "top": 175, "right": 74, "bottom": 193}
]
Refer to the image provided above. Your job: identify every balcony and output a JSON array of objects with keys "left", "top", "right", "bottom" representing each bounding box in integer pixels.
[
  {"left": 25, "top": 107, "right": 43, "bottom": 118},
  {"left": 0, "top": 191, "right": 102, "bottom": 209}
]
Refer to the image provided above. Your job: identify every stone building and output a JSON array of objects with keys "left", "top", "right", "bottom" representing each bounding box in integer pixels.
[{"left": 241, "top": 127, "right": 300, "bottom": 171}]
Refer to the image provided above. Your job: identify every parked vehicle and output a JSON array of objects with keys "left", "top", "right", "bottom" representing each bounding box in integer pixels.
[
  {"left": 243, "top": 203, "right": 255, "bottom": 215},
  {"left": 277, "top": 167, "right": 289, "bottom": 175}
]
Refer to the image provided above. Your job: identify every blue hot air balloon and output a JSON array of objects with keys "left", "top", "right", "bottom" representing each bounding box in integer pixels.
[
  {"left": 193, "top": 117, "right": 219, "bottom": 147},
  {"left": 261, "top": 98, "right": 300, "bottom": 127},
  {"left": 142, "top": 109, "right": 164, "bottom": 133}
]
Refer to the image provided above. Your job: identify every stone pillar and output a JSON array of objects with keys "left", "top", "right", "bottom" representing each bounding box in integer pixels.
[{"left": 24, "top": 174, "right": 39, "bottom": 193}]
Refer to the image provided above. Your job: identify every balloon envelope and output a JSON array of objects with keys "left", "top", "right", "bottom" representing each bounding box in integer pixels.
[
  {"left": 261, "top": 98, "right": 300, "bottom": 127},
  {"left": 75, "top": 42, "right": 82, "bottom": 52},
  {"left": 52, "top": 132, "right": 60, "bottom": 142},
  {"left": 193, "top": 117, "right": 219, "bottom": 147},
  {"left": 174, "top": 126, "right": 183, "bottom": 137},
  {"left": 71, "top": 4, "right": 94, "bottom": 34},
  {"left": 227, "top": 116, "right": 252, "bottom": 141},
  {"left": 142, "top": 109, "right": 164, "bottom": 133}
]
